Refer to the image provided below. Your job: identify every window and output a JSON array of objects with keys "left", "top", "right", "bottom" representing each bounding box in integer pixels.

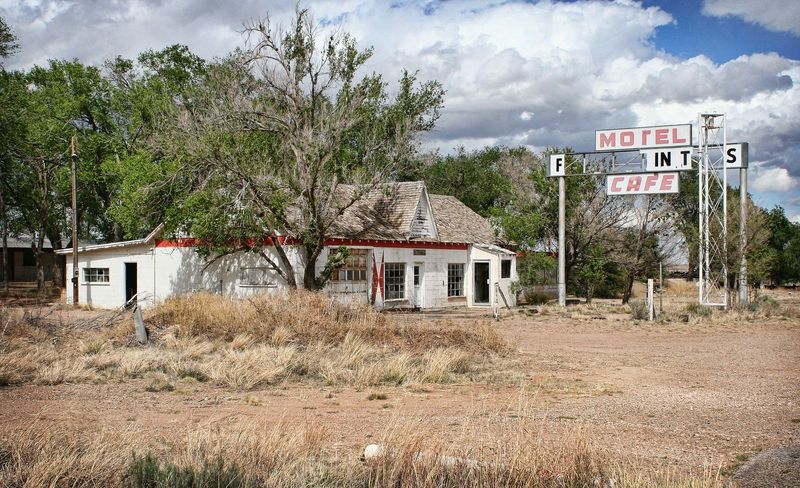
[
  {"left": 331, "top": 248, "right": 368, "bottom": 282},
  {"left": 413, "top": 265, "right": 420, "bottom": 286},
  {"left": 240, "top": 267, "right": 275, "bottom": 287},
  {"left": 413, "top": 249, "right": 426, "bottom": 256},
  {"left": 448, "top": 263, "right": 465, "bottom": 297},
  {"left": 384, "top": 263, "right": 405, "bottom": 300},
  {"left": 501, "top": 260, "right": 512, "bottom": 279},
  {"left": 83, "top": 267, "right": 109, "bottom": 283},
  {"left": 22, "top": 250, "right": 35, "bottom": 267}
]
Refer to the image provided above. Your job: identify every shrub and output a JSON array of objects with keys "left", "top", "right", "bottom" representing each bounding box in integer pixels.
[
  {"left": 628, "top": 300, "right": 648, "bottom": 320},
  {"left": 748, "top": 294, "right": 779, "bottom": 316},
  {"left": 124, "top": 454, "right": 250, "bottom": 488},
  {"left": 684, "top": 302, "right": 713, "bottom": 318},
  {"left": 525, "top": 291, "right": 551, "bottom": 305}
]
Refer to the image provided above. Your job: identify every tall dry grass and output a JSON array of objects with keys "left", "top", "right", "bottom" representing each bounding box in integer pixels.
[
  {"left": 0, "top": 414, "right": 725, "bottom": 487},
  {"left": 0, "top": 292, "right": 518, "bottom": 390}
]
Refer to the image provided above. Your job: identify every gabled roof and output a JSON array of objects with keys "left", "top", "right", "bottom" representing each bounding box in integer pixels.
[
  {"left": 55, "top": 224, "right": 164, "bottom": 255},
  {"left": 331, "top": 182, "right": 501, "bottom": 246}
]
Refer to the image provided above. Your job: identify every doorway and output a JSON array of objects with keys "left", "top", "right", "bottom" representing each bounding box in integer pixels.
[
  {"left": 124, "top": 262, "right": 137, "bottom": 306},
  {"left": 412, "top": 262, "right": 424, "bottom": 308},
  {"left": 473, "top": 262, "right": 490, "bottom": 305}
]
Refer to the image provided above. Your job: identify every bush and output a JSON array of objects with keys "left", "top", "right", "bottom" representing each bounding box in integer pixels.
[
  {"left": 628, "top": 300, "right": 649, "bottom": 320},
  {"left": 525, "top": 291, "right": 551, "bottom": 305},
  {"left": 684, "top": 303, "right": 713, "bottom": 318},
  {"left": 124, "top": 454, "right": 250, "bottom": 488},
  {"left": 748, "top": 294, "right": 779, "bottom": 316}
]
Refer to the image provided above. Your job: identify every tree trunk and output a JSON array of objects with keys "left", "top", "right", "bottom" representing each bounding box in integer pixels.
[
  {"left": 586, "top": 283, "right": 594, "bottom": 304},
  {"left": 622, "top": 274, "right": 635, "bottom": 304},
  {"left": 33, "top": 227, "right": 46, "bottom": 295},
  {"left": 1, "top": 187, "right": 8, "bottom": 294},
  {"left": 303, "top": 240, "right": 324, "bottom": 290}
]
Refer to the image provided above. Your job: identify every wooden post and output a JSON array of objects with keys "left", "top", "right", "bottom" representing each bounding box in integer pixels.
[
  {"left": 134, "top": 305, "right": 148, "bottom": 344},
  {"left": 647, "top": 279, "right": 654, "bottom": 321}
]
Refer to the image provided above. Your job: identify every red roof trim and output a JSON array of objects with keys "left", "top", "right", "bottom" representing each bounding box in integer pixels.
[{"left": 156, "top": 237, "right": 469, "bottom": 250}]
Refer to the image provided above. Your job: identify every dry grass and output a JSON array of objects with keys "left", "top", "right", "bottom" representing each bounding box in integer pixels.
[
  {"left": 0, "top": 292, "right": 517, "bottom": 391},
  {"left": 0, "top": 409, "right": 725, "bottom": 487}
]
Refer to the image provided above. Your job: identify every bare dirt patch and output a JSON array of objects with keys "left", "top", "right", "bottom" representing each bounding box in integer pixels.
[{"left": 1, "top": 291, "right": 799, "bottom": 485}]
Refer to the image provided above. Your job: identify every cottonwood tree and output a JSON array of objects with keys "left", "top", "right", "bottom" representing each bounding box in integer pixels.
[{"left": 149, "top": 9, "right": 443, "bottom": 289}]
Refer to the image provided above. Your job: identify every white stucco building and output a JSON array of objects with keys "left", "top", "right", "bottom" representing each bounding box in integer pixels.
[{"left": 57, "top": 182, "right": 517, "bottom": 311}]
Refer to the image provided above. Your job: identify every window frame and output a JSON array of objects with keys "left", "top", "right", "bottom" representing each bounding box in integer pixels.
[
  {"left": 447, "top": 263, "right": 465, "bottom": 297},
  {"left": 330, "top": 248, "right": 369, "bottom": 283},
  {"left": 384, "top": 262, "right": 406, "bottom": 300},
  {"left": 501, "top": 259, "right": 512, "bottom": 279},
  {"left": 83, "top": 267, "right": 110, "bottom": 284}
]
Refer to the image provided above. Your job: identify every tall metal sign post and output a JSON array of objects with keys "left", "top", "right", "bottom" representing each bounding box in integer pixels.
[{"left": 546, "top": 118, "right": 748, "bottom": 309}]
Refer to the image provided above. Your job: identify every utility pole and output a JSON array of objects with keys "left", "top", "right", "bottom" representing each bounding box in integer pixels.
[
  {"left": 739, "top": 167, "right": 748, "bottom": 305},
  {"left": 71, "top": 136, "right": 79, "bottom": 306}
]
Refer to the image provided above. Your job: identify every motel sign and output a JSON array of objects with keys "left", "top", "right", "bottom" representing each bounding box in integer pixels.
[{"left": 595, "top": 124, "right": 692, "bottom": 151}]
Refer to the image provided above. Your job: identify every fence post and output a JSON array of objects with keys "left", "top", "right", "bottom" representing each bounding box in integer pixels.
[{"left": 647, "top": 279, "right": 654, "bottom": 321}]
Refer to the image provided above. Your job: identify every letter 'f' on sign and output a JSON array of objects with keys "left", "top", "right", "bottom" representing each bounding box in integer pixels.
[{"left": 549, "top": 154, "right": 565, "bottom": 176}]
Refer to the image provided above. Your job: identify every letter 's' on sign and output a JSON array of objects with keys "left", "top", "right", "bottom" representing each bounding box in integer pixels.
[
  {"left": 596, "top": 124, "right": 692, "bottom": 151},
  {"left": 724, "top": 143, "right": 748, "bottom": 169},
  {"left": 548, "top": 154, "right": 565, "bottom": 176},
  {"left": 606, "top": 172, "right": 680, "bottom": 195}
]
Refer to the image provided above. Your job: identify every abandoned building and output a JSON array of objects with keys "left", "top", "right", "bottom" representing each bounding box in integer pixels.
[{"left": 56, "top": 182, "right": 518, "bottom": 310}]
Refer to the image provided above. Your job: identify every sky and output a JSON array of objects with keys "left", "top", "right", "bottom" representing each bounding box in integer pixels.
[{"left": 2, "top": 0, "right": 800, "bottom": 219}]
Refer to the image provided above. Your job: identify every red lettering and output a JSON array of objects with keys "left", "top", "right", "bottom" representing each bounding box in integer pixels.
[
  {"left": 644, "top": 174, "right": 658, "bottom": 191},
  {"left": 660, "top": 174, "right": 675, "bottom": 191},
  {"left": 620, "top": 131, "right": 634, "bottom": 146},
  {"left": 641, "top": 129, "right": 651, "bottom": 145},
  {"left": 673, "top": 127, "right": 687, "bottom": 144},
  {"left": 599, "top": 132, "right": 616, "bottom": 148},
  {"left": 610, "top": 176, "right": 624, "bottom": 193},
  {"left": 655, "top": 128, "right": 668, "bottom": 144},
  {"left": 626, "top": 176, "right": 641, "bottom": 192}
]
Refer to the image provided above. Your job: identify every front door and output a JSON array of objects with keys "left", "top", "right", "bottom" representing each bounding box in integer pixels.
[
  {"left": 413, "top": 262, "right": 423, "bottom": 308},
  {"left": 125, "top": 262, "right": 137, "bottom": 306},
  {"left": 473, "top": 262, "right": 490, "bottom": 305}
]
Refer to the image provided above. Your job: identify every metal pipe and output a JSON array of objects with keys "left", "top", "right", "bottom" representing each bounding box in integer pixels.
[
  {"left": 739, "top": 167, "right": 748, "bottom": 305},
  {"left": 558, "top": 175, "right": 566, "bottom": 307}
]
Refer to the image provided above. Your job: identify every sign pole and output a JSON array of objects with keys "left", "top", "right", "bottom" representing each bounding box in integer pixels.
[
  {"left": 558, "top": 175, "right": 566, "bottom": 307},
  {"left": 739, "top": 167, "right": 748, "bottom": 305},
  {"left": 70, "top": 136, "right": 79, "bottom": 306}
]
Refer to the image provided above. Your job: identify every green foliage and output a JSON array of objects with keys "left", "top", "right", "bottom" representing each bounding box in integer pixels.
[
  {"left": 424, "top": 146, "right": 514, "bottom": 217},
  {"left": 0, "top": 16, "right": 19, "bottom": 61},
  {"left": 124, "top": 454, "right": 251, "bottom": 488},
  {"left": 765, "top": 207, "right": 800, "bottom": 284}
]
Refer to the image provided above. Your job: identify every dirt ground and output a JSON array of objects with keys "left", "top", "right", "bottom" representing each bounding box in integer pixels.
[{"left": 1, "top": 292, "right": 799, "bottom": 482}]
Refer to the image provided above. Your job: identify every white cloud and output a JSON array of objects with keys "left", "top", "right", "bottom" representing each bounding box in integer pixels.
[
  {"left": 751, "top": 167, "right": 798, "bottom": 193},
  {"left": 2, "top": 0, "right": 799, "bottom": 208},
  {"left": 703, "top": 0, "right": 800, "bottom": 36}
]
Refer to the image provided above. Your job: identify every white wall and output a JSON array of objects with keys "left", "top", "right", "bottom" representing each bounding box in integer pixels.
[{"left": 64, "top": 243, "right": 515, "bottom": 311}]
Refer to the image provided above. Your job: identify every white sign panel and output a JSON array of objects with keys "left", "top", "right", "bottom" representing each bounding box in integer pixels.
[
  {"left": 642, "top": 147, "right": 693, "bottom": 172},
  {"left": 548, "top": 154, "right": 565, "bottom": 176},
  {"left": 606, "top": 172, "right": 680, "bottom": 196},
  {"left": 725, "top": 143, "right": 748, "bottom": 169},
  {"left": 596, "top": 124, "right": 692, "bottom": 151}
]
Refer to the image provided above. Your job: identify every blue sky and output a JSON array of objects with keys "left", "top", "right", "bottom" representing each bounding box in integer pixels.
[{"left": 2, "top": 0, "right": 799, "bottom": 219}]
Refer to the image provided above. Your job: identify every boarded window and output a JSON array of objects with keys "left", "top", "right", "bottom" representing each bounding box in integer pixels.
[
  {"left": 448, "top": 263, "right": 465, "bottom": 297},
  {"left": 331, "top": 248, "right": 368, "bottom": 282},
  {"left": 384, "top": 263, "right": 405, "bottom": 300},
  {"left": 501, "top": 260, "right": 512, "bottom": 279},
  {"left": 83, "top": 267, "right": 109, "bottom": 283},
  {"left": 240, "top": 267, "right": 275, "bottom": 287}
]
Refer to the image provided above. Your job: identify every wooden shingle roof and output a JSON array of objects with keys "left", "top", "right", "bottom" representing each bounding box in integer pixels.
[{"left": 329, "top": 181, "right": 500, "bottom": 245}]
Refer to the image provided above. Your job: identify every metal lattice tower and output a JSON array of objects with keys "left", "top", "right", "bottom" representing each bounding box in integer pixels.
[{"left": 697, "top": 113, "right": 728, "bottom": 308}]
